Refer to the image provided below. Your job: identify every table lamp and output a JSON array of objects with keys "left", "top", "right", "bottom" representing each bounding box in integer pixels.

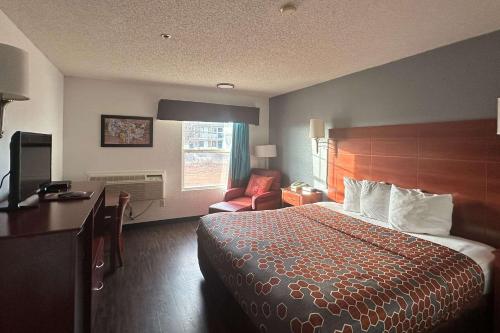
[
  {"left": 0, "top": 43, "right": 29, "bottom": 138},
  {"left": 254, "top": 144, "right": 277, "bottom": 169}
]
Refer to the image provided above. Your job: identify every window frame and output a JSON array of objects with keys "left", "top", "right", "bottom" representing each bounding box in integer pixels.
[{"left": 181, "top": 122, "right": 232, "bottom": 191}]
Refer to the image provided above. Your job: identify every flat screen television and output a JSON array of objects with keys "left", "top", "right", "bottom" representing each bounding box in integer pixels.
[{"left": 8, "top": 131, "right": 52, "bottom": 208}]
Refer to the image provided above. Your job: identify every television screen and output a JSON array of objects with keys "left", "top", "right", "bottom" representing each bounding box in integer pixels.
[
  {"left": 19, "top": 145, "right": 51, "bottom": 200},
  {"left": 9, "top": 132, "right": 52, "bottom": 206}
]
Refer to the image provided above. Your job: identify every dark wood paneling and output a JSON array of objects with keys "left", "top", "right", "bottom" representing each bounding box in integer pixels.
[
  {"left": 418, "top": 160, "right": 486, "bottom": 199},
  {"left": 327, "top": 119, "right": 500, "bottom": 248},
  {"left": 488, "top": 142, "right": 500, "bottom": 162},
  {"left": 370, "top": 124, "right": 419, "bottom": 138},
  {"left": 485, "top": 163, "right": 500, "bottom": 245},
  {"left": 337, "top": 138, "right": 371, "bottom": 155},
  {"left": 333, "top": 155, "right": 371, "bottom": 202},
  {"left": 372, "top": 138, "right": 418, "bottom": 157},
  {"left": 420, "top": 138, "right": 489, "bottom": 161},
  {"left": 371, "top": 156, "right": 418, "bottom": 188}
]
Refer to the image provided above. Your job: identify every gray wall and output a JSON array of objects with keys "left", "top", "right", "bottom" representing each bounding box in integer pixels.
[{"left": 269, "top": 30, "right": 500, "bottom": 186}]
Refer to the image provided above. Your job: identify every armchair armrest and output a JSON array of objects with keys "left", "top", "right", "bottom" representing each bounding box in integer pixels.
[
  {"left": 224, "top": 187, "right": 246, "bottom": 201},
  {"left": 252, "top": 190, "right": 281, "bottom": 210}
]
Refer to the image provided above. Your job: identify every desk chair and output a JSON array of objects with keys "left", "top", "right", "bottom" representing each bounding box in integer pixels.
[{"left": 104, "top": 191, "right": 130, "bottom": 271}]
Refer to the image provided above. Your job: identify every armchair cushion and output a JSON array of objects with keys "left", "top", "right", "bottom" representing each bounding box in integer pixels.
[
  {"left": 244, "top": 174, "right": 274, "bottom": 197},
  {"left": 250, "top": 168, "right": 282, "bottom": 191}
]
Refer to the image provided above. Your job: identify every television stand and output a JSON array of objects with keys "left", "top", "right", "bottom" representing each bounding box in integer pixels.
[
  {"left": 0, "top": 194, "right": 39, "bottom": 211},
  {"left": 0, "top": 181, "right": 106, "bottom": 333}
]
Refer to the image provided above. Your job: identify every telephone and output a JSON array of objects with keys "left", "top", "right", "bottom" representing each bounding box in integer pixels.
[
  {"left": 38, "top": 180, "right": 72, "bottom": 194},
  {"left": 290, "top": 181, "right": 309, "bottom": 191}
]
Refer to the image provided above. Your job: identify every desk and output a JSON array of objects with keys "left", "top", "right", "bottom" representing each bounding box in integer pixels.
[
  {"left": 0, "top": 181, "right": 105, "bottom": 333},
  {"left": 103, "top": 191, "right": 122, "bottom": 271}
]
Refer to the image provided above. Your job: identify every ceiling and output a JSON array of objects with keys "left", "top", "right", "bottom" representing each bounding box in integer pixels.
[{"left": 1, "top": 1, "right": 500, "bottom": 97}]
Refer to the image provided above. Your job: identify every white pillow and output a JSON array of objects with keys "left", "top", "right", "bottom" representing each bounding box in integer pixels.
[
  {"left": 360, "top": 180, "right": 391, "bottom": 222},
  {"left": 343, "top": 177, "right": 363, "bottom": 213},
  {"left": 388, "top": 185, "right": 453, "bottom": 236}
]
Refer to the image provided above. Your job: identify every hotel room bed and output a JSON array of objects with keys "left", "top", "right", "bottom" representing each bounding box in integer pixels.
[{"left": 197, "top": 203, "right": 494, "bottom": 333}]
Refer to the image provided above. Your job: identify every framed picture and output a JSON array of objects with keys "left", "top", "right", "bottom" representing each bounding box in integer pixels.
[{"left": 101, "top": 115, "right": 153, "bottom": 147}]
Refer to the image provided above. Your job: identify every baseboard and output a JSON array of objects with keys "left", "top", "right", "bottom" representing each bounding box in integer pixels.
[{"left": 123, "top": 215, "right": 203, "bottom": 230}]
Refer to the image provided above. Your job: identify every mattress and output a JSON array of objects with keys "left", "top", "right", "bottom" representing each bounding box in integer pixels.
[
  {"left": 197, "top": 204, "right": 485, "bottom": 333},
  {"left": 316, "top": 201, "right": 495, "bottom": 294}
]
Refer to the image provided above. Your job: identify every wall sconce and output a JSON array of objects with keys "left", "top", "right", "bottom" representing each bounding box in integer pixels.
[
  {"left": 254, "top": 144, "right": 277, "bottom": 169},
  {"left": 309, "top": 118, "right": 325, "bottom": 153},
  {"left": 0, "top": 43, "right": 30, "bottom": 138}
]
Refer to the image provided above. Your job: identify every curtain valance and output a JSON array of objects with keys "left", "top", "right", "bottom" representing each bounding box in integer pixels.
[{"left": 157, "top": 99, "right": 259, "bottom": 125}]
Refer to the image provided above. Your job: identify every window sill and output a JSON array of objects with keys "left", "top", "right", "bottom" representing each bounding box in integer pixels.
[{"left": 182, "top": 185, "right": 227, "bottom": 192}]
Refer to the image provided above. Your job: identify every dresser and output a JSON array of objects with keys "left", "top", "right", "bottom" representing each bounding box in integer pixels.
[{"left": 0, "top": 181, "right": 106, "bottom": 333}]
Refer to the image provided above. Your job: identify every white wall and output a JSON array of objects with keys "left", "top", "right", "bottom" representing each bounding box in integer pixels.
[
  {"left": 0, "top": 10, "right": 64, "bottom": 201},
  {"left": 63, "top": 77, "right": 269, "bottom": 223}
]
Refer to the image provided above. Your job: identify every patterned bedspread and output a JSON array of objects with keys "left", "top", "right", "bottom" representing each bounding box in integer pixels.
[{"left": 197, "top": 204, "right": 484, "bottom": 333}]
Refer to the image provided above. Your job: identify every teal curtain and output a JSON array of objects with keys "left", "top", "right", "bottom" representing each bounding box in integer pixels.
[{"left": 229, "top": 123, "right": 250, "bottom": 188}]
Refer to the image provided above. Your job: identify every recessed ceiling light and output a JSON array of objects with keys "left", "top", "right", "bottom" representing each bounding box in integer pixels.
[
  {"left": 280, "top": 3, "right": 297, "bottom": 15},
  {"left": 160, "top": 33, "right": 172, "bottom": 39},
  {"left": 216, "top": 83, "right": 235, "bottom": 89}
]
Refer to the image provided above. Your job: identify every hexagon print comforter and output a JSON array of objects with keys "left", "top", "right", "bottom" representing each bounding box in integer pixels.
[{"left": 196, "top": 204, "right": 484, "bottom": 333}]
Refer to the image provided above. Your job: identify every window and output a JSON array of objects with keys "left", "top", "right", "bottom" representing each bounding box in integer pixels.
[{"left": 182, "top": 121, "right": 233, "bottom": 189}]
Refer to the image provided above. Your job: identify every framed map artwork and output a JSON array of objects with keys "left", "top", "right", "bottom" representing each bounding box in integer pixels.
[{"left": 101, "top": 115, "right": 153, "bottom": 147}]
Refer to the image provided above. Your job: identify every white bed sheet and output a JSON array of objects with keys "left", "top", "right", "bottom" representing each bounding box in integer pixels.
[{"left": 316, "top": 201, "right": 495, "bottom": 294}]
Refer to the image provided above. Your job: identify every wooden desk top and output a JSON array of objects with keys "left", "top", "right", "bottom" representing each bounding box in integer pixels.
[{"left": 0, "top": 181, "right": 105, "bottom": 239}]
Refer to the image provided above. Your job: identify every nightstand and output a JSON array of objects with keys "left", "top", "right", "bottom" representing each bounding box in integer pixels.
[{"left": 281, "top": 187, "right": 322, "bottom": 206}]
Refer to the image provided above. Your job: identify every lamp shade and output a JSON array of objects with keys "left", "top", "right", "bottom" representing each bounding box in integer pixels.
[
  {"left": 255, "top": 144, "right": 277, "bottom": 158},
  {"left": 0, "top": 43, "right": 29, "bottom": 101},
  {"left": 309, "top": 118, "right": 325, "bottom": 138}
]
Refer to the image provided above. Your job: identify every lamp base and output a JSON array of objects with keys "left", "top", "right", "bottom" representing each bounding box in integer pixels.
[{"left": 0, "top": 99, "right": 13, "bottom": 139}]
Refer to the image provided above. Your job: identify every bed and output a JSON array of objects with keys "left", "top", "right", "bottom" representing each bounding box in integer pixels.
[
  {"left": 197, "top": 119, "right": 500, "bottom": 333},
  {"left": 198, "top": 203, "right": 493, "bottom": 332}
]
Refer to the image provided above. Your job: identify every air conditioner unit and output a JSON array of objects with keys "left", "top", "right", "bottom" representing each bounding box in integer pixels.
[{"left": 87, "top": 170, "right": 166, "bottom": 202}]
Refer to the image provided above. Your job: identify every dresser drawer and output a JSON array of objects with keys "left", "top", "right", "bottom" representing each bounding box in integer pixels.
[
  {"left": 283, "top": 192, "right": 301, "bottom": 206},
  {"left": 92, "top": 237, "right": 105, "bottom": 290},
  {"left": 282, "top": 187, "right": 322, "bottom": 207},
  {"left": 91, "top": 237, "right": 105, "bottom": 326}
]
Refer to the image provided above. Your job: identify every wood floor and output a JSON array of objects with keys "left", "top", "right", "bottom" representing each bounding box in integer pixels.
[{"left": 93, "top": 220, "right": 256, "bottom": 333}]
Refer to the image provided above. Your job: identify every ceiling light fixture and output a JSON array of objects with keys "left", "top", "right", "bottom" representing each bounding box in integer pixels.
[
  {"left": 280, "top": 3, "right": 297, "bottom": 15},
  {"left": 216, "top": 83, "right": 235, "bottom": 89},
  {"left": 160, "top": 33, "right": 172, "bottom": 39}
]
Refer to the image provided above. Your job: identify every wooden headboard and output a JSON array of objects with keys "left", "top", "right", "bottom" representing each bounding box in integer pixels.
[{"left": 327, "top": 119, "right": 500, "bottom": 248}]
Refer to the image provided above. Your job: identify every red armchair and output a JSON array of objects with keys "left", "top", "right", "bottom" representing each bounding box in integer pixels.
[{"left": 209, "top": 168, "right": 282, "bottom": 213}]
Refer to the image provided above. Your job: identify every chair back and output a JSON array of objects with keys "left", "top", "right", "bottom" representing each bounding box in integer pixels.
[
  {"left": 117, "top": 191, "right": 131, "bottom": 233},
  {"left": 250, "top": 168, "right": 282, "bottom": 191}
]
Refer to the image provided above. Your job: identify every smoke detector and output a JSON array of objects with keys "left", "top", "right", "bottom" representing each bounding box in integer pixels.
[{"left": 280, "top": 3, "right": 297, "bottom": 15}]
